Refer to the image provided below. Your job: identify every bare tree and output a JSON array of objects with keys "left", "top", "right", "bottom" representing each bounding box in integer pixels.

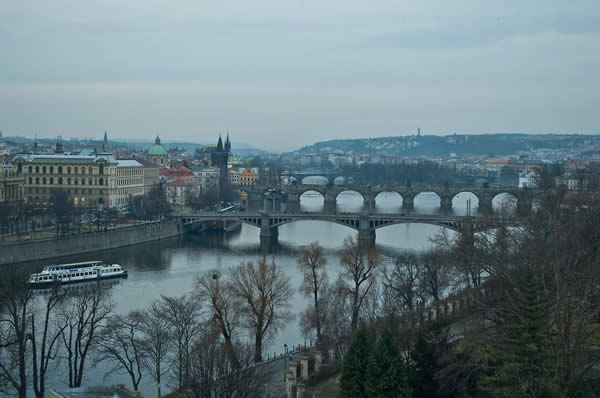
[
  {"left": 419, "top": 250, "right": 450, "bottom": 303},
  {"left": 229, "top": 258, "right": 294, "bottom": 363},
  {"left": 158, "top": 294, "right": 203, "bottom": 390},
  {"left": 0, "top": 266, "right": 32, "bottom": 398},
  {"left": 196, "top": 271, "right": 241, "bottom": 369},
  {"left": 140, "top": 301, "right": 172, "bottom": 398},
  {"left": 184, "top": 335, "right": 271, "bottom": 398},
  {"left": 60, "top": 288, "right": 113, "bottom": 388},
  {"left": 30, "top": 287, "right": 68, "bottom": 398},
  {"left": 338, "top": 236, "right": 381, "bottom": 333},
  {"left": 96, "top": 312, "right": 146, "bottom": 391},
  {"left": 383, "top": 251, "right": 423, "bottom": 313},
  {"left": 297, "top": 241, "right": 328, "bottom": 345}
]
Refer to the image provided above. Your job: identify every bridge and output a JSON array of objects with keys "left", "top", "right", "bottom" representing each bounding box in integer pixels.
[
  {"left": 181, "top": 211, "right": 517, "bottom": 248},
  {"left": 241, "top": 183, "right": 541, "bottom": 215}
]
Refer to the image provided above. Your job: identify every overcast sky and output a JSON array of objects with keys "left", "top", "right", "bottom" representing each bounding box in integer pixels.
[{"left": 1, "top": 1, "right": 599, "bottom": 151}]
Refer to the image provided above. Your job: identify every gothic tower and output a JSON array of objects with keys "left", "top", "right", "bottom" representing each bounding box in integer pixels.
[{"left": 212, "top": 134, "right": 231, "bottom": 201}]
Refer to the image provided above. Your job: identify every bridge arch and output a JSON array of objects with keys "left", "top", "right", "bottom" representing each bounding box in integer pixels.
[
  {"left": 371, "top": 219, "right": 461, "bottom": 233},
  {"left": 271, "top": 217, "right": 360, "bottom": 232},
  {"left": 374, "top": 191, "right": 403, "bottom": 211},
  {"left": 491, "top": 192, "right": 518, "bottom": 211},
  {"left": 451, "top": 191, "right": 480, "bottom": 210},
  {"left": 413, "top": 191, "right": 442, "bottom": 208},
  {"left": 335, "top": 189, "right": 365, "bottom": 201},
  {"left": 300, "top": 175, "right": 330, "bottom": 185}
]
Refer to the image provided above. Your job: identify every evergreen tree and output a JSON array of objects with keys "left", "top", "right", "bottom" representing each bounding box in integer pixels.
[
  {"left": 366, "top": 330, "right": 411, "bottom": 398},
  {"left": 341, "top": 328, "right": 372, "bottom": 398},
  {"left": 483, "top": 272, "right": 558, "bottom": 397},
  {"left": 410, "top": 329, "right": 443, "bottom": 398}
]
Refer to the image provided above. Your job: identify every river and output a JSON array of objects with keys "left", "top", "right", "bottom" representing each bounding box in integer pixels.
[{"left": 14, "top": 187, "right": 516, "bottom": 397}]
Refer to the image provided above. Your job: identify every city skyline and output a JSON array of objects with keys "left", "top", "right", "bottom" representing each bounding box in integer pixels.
[{"left": 1, "top": 0, "right": 599, "bottom": 151}]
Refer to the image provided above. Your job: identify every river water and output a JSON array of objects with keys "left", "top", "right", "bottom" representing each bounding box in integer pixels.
[{"left": 15, "top": 186, "right": 516, "bottom": 397}]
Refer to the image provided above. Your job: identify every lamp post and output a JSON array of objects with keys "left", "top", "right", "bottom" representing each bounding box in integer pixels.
[{"left": 283, "top": 343, "right": 288, "bottom": 381}]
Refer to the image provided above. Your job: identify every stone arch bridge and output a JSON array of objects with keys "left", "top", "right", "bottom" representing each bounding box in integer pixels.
[
  {"left": 242, "top": 184, "right": 541, "bottom": 214},
  {"left": 181, "top": 212, "right": 518, "bottom": 249}
]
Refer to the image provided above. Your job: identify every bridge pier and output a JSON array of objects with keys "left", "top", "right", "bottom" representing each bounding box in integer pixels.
[
  {"left": 440, "top": 195, "right": 453, "bottom": 211},
  {"left": 402, "top": 193, "right": 415, "bottom": 209},
  {"left": 324, "top": 192, "right": 336, "bottom": 213},
  {"left": 260, "top": 213, "right": 278, "bottom": 248},
  {"left": 358, "top": 214, "right": 375, "bottom": 248},
  {"left": 286, "top": 194, "right": 300, "bottom": 213},
  {"left": 363, "top": 195, "right": 376, "bottom": 212},
  {"left": 478, "top": 193, "right": 493, "bottom": 214}
]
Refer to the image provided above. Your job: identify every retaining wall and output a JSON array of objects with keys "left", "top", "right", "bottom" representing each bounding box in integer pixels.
[{"left": 0, "top": 220, "right": 189, "bottom": 265}]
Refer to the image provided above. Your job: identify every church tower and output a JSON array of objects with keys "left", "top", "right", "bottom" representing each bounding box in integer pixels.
[
  {"left": 212, "top": 134, "right": 231, "bottom": 201},
  {"left": 102, "top": 131, "right": 108, "bottom": 151}
]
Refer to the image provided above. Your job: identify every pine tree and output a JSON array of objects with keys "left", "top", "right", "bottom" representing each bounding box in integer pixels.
[
  {"left": 483, "top": 272, "right": 557, "bottom": 397},
  {"left": 341, "top": 328, "right": 372, "bottom": 398},
  {"left": 366, "top": 330, "right": 411, "bottom": 398}
]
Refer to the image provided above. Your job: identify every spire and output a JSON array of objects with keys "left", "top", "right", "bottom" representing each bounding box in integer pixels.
[
  {"left": 225, "top": 132, "right": 231, "bottom": 153},
  {"left": 155, "top": 135, "right": 161, "bottom": 145},
  {"left": 103, "top": 130, "right": 108, "bottom": 151},
  {"left": 55, "top": 136, "right": 64, "bottom": 154},
  {"left": 33, "top": 133, "right": 38, "bottom": 154},
  {"left": 216, "top": 134, "right": 224, "bottom": 152}
]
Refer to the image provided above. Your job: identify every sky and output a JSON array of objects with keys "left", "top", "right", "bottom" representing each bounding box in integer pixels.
[{"left": 1, "top": 1, "right": 599, "bottom": 152}]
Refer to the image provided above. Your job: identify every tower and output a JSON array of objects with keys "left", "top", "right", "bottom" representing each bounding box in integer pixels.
[
  {"left": 212, "top": 134, "right": 231, "bottom": 201},
  {"left": 103, "top": 131, "right": 108, "bottom": 151},
  {"left": 55, "top": 136, "right": 64, "bottom": 154}
]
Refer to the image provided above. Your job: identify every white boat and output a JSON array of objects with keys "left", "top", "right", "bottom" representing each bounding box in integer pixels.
[{"left": 27, "top": 261, "right": 128, "bottom": 289}]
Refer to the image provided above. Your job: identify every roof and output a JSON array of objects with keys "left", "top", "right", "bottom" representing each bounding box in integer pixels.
[
  {"left": 13, "top": 153, "right": 116, "bottom": 164},
  {"left": 117, "top": 160, "right": 143, "bottom": 168},
  {"left": 168, "top": 176, "right": 200, "bottom": 186},
  {"left": 148, "top": 137, "right": 168, "bottom": 156}
]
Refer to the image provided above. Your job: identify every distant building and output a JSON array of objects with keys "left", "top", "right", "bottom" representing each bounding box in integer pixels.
[
  {"left": 239, "top": 167, "right": 259, "bottom": 185},
  {"left": 193, "top": 167, "right": 219, "bottom": 191},
  {"left": 147, "top": 136, "right": 169, "bottom": 167},
  {"left": 0, "top": 169, "right": 24, "bottom": 205},
  {"left": 12, "top": 148, "right": 144, "bottom": 208},
  {"left": 167, "top": 176, "right": 200, "bottom": 205},
  {"left": 211, "top": 134, "right": 231, "bottom": 199},
  {"left": 228, "top": 167, "right": 240, "bottom": 186},
  {"left": 518, "top": 170, "right": 539, "bottom": 188},
  {"left": 135, "top": 158, "right": 160, "bottom": 195},
  {"left": 556, "top": 172, "right": 584, "bottom": 191}
]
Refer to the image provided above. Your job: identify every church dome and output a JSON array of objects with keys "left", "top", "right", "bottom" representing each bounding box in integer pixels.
[{"left": 148, "top": 136, "right": 168, "bottom": 156}]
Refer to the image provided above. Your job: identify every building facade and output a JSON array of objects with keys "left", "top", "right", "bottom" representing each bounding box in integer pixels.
[
  {"left": 239, "top": 167, "right": 259, "bottom": 185},
  {"left": 0, "top": 170, "right": 24, "bottom": 205},
  {"left": 147, "top": 136, "right": 169, "bottom": 167},
  {"left": 11, "top": 153, "right": 144, "bottom": 208}
]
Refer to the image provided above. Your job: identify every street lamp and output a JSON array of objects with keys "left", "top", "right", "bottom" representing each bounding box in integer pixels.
[{"left": 283, "top": 343, "right": 288, "bottom": 381}]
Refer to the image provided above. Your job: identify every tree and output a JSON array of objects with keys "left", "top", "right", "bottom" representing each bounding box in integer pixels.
[
  {"left": 139, "top": 302, "right": 172, "bottom": 398},
  {"left": 419, "top": 250, "right": 449, "bottom": 303},
  {"left": 366, "top": 330, "right": 410, "bottom": 398},
  {"left": 158, "top": 294, "right": 203, "bottom": 390},
  {"left": 0, "top": 266, "right": 32, "bottom": 398},
  {"left": 96, "top": 312, "right": 146, "bottom": 391},
  {"left": 339, "top": 236, "right": 381, "bottom": 332},
  {"left": 383, "top": 251, "right": 423, "bottom": 313},
  {"left": 340, "top": 328, "right": 372, "bottom": 398},
  {"left": 60, "top": 288, "right": 113, "bottom": 388},
  {"left": 482, "top": 272, "right": 557, "bottom": 397},
  {"left": 51, "top": 189, "right": 74, "bottom": 236},
  {"left": 229, "top": 258, "right": 294, "bottom": 363},
  {"left": 184, "top": 336, "right": 271, "bottom": 398},
  {"left": 196, "top": 271, "right": 241, "bottom": 369},
  {"left": 297, "top": 242, "right": 328, "bottom": 345},
  {"left": 30, "top": 287, "right": 68, "bottom": 398}
]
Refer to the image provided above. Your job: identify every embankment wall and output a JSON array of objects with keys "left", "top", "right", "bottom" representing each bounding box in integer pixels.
[{"left": 0, "top": 220, "right": 192, "bottom": 265}]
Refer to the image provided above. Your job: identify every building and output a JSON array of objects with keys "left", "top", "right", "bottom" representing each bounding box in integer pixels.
[
  {"left": 167, "top": 176, "right": 200, "bottom": 205},
  {"left": 556, "top": 172, "right": 584, "bottom": 191},
  {"left": 194, "top": 167, "right": 219, "bottom": 191},
  {"left": 239, "top": 167, "right": 259, "bottom": 185},
  {"left": 0, "top": 170, "right": 24, "bottom": 205},
  {"left": 136, "top": 158, "right": 160, "bottom": 194},
  {"left": 211, "top": 134, "right": 231, "bottom": 199},
  {"left": 112, "top": 160, "right": 144, "bottom": 208},
  {"left": 228, "top": 167, "right": 240, "bottom": 186},
  {"left": 147, "top": 136, "right": 169, "bottom": 167},
  {"left": 11, "top": 151, "right": 144, "bottom": 208},
  {"left": 518, "top": 170, "right": 539, "bottom": 188}
]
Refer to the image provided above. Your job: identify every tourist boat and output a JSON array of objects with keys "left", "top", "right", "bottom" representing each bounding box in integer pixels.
[{"left": 27, "top": 261, "right": 128, "bottom": 289}]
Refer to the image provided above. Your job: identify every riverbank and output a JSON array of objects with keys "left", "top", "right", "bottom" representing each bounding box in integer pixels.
[{"left": 0, "top": 219, "right": 202, "bottom": 265}]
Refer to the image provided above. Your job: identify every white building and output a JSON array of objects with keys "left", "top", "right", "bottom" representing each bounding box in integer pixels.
[
  {"left": 193, "top": 167, "right": 218, "bottom": 191},
  {"left": 518, "top": 170, "right": 539, "bottom": 188}
]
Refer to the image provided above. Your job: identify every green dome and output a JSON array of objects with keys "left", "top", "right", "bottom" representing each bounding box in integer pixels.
[{"left": 149, "top": 136, "right": 168, "bottom": 156}]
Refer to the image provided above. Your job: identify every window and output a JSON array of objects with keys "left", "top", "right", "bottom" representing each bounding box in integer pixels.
[
  {"left": 50, "top": 166, "right": 54, "bottom": 173},
  {"left": 74, "top": 167, "right": 78, "bottom": 174},
  {"left": 89, "top": 167, "right": 93, "bottom": 175},
  {"left": 42, "top": 177, "right": 46, "bottom": 184},
  {"left": 49, "top": 177, "right": 53, "bottom": 185},
  {"left": 58, "top": 166, "right": 63, "bottom": 174},
  {"left": 74, "top": 178, "right": 78, "bottom": 185},
  {"left": 35, "top": 177, "right": 39, "bottom": 184},
  {"left": 99, "top": 177, "right": 103, "bottom": 186},
  {"left": 58, "top": 177, "right": 63, "bottom": 185},
  {"left": 89, "top": 178, "right": 93, "bottom": 185},
  {"left": 99, "top": 164, "right": 104, "bottom": 175},
  {"left": 35, "top": 166, "right": 39, "bottom": 173},
  {"left": 42, "top": 166, "right": 46, "bottom": 173},
  {"left": 67, "top": 177, "right": 71, "bottom": 185},
  {"left": 28, "top": 166, "right": 32, "bottom": 173},
  {"left": 67, "top": 167, "right": 71, "bottom": 174},
  {"left": 82, "top": 168, "right": 86, "bottom": 175},
  {"left": 28, "top": 177, "right": 32, "bottom": 184},
  {"left": 82, "top": 179, "right": 85, "bottom": 185}
]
